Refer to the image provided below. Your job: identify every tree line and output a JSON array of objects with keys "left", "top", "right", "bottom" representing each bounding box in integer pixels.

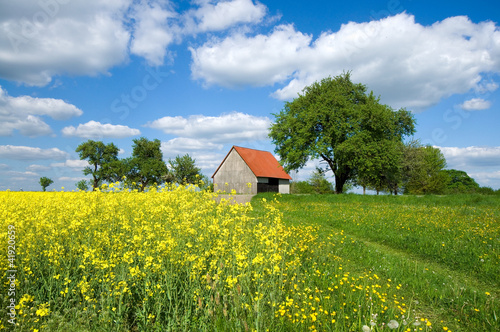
[
  {"left": 270, "top": 72, "right": 499, "bottom": 195},
  {"left": 37, "top": 137, "right": 205, "bottom": 192},
  {"left": 290, "top": 149, "right": 499, "bottom": 195}
]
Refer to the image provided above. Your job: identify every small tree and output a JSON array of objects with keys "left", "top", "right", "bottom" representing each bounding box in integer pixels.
[
  {"left": 76, "top": 140, "right": 120, "bottom": 190},
  {"left": 309, "top": 167, "right": 334, "bottom": 194},
  {"left": 443, "top": 169, "right": 480, "bottom": 194},
  {"left": 401, "top": 141, "right": 447, "bottom": 194},
  {"left": 126, "top": 137, "right": 168, "bottom": 191},
  {"left": 290, "top": 181, "right": 314, "bottom": 194},
  {"left": 169, "top": 154, "right": 202, "bottom": 185},
  {"left": 75, "top": 179, "right": 90, "bottom": 191},
  {"left": 39, "top": 177, "right": 53, "bottom": 192}
]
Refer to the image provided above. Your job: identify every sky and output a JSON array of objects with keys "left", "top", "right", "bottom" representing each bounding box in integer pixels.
[{"left": 0, "top": 0, "right": 499, "bottom": 192}]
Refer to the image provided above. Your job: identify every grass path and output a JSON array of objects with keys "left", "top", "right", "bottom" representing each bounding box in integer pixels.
[
  {"left": 322, "top": 230, "right": 497, "bottom": 331},
  {"left": 250, "top": 193, "right": 499, "bottom": 331}
]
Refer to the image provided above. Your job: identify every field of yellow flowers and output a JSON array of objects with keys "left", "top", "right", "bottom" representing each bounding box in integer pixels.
[{"left": 1, "top": 186, "right": 497, "bottom": 331}]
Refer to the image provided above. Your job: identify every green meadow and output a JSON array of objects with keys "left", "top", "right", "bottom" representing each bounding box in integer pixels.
[{"left": 250, "top": 193, "right": 499, "bottom": 331}]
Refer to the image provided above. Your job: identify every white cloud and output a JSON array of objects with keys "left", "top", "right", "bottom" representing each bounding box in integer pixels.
[
  {"left": 62, "top": 121, "right": 141, "bottom": 139},
  {"left": 190, "top": 14, "right": 500, "bottom": 110},
  {"left": 437, "top": 146, "right": 500, "bottom": 168},
  {"left": 0, "top": 0, "right": 271, "bottom": 85},
  {"left": 0, "top": 86, "right": 83, "bottom": 136},
  {"left": 26, "top": 164, "right": 51, "bottom": 172},
  {"left": 165, "top": 149, "right": 226, "bottom": 177},
  {"left": 0, "top": 0, "right": 131, "bottom": 86},
  {"left": 146, "top": 112, "right": 271, "bottom": 143},
  {"left": 188, "top": 0, "right": 267, "bottom": 33},
  {"left": 59, "top": 176, "right": 86, "bottom": 182},
  {"left": 4, "top": 170, "right": 39, "bottom": 177},
  {"left": 161, "top": 137, "right": 223, "bottom": 156},
  {"left": 192, "top": 152, "right": 225, "bottom": 172},
  {"left": 0, "top": 115, "right": 53, "bottom": 137},
  {"left": 149, "top": 112, "right": 272, "bottom": 176},
  {"left": 460, "top": 98, "right": 492, "bottom": 111},
  {"left": 129, "top": 0, "right": 178, "bottom": 66},
  {"left": 468, "top": 171, "right": 500, "bottom": 189},
  {"left": 0, "top": 145, "right": 68, "bottom": 160},
  {"left": 51, "top": 159, "right": 89, "bottom": 169},
  {"left": 190, "top": 24, "right": 311, "bottom": 87}
]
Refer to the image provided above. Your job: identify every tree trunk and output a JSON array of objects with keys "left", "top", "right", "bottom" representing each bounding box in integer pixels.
[
  {"left": 322, "top": 155, "right": 350, "bottom": 195},
  {"left": 363, "top": 186, "right": 366, "bottom": 195},
  {"left": 93, "top": 176, "right": 99, "bottom": 191},
  {"left": 93, "top": 163, "right": 99, "bottom": 191},
  {"left": 334, "top": 173, "right": 348, "bottom": 194}
]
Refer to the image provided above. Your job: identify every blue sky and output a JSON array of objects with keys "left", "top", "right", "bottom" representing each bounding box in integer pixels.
[{"left": 1, "top": 0, "right": 499, "bottom": 191}]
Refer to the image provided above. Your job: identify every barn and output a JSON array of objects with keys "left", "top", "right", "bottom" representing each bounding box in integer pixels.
[{"left": 212, "top": 146, "right": 292, "bottom": 194}]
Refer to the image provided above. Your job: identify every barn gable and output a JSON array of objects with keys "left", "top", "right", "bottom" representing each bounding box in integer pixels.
[{"left": 212, "top": 146, "right": 291, "bottom": 194}]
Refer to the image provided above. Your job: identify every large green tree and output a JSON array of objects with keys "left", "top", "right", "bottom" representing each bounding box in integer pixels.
[
  {"left": 39, "top": 177, "right": 53, "bottom": 192},
  {"left": 76, "top": 140, "right": 120, "bottom": 190},
  {"left": 443, "top": 169, "right": 480, "bottom": 194},
  {"left": 169, "top": 154, "right": 202, "bottom": 185},
  {"left": 127, "top": 137, "right": 168, "bottom": 191},
  {"left": 401, "top": 141, "right": 448, "bottom": 194},
  {"left": 269, "top": 72, "right": 415, "bottom": 193}
]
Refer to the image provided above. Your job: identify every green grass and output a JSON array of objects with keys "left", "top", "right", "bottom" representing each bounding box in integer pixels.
[{"left": 250, "top": 193, "right": 500, "bottom": 331}]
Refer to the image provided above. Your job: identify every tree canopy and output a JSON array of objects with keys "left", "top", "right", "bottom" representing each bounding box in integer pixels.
[
  {"left": 401, "top": 141, "right": 448, "bottom": 194},
  {"left": 76, "top": 140, "right": 119, "bottom": 190},
  {"left": 269, "top": 72, "right": 415, "bottom": 193},
  {"left": 442, "top": 169, "right": 480, "bottom": 194},
  {"left": 39, "top": 177, "right": 53, "bottom": 192},
  {"left": 74, "top": 139, "right": 209, "bottom": 192},
  {"left": 75, "top": 179, "right": 90, "bottom": 192},
  {"left": 169, "top": 154, "right": 202, "bottom": 185},
  {"left": 126, "top": 137, "right": 168, "bottom": 191}
]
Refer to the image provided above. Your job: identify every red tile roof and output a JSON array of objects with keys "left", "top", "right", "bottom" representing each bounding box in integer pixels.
[{"left": 212, "top": 146, "right": 292, "bottom": 180}]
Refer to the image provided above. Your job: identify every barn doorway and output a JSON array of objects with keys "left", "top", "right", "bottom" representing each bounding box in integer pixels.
[{"left": 257, "top": 177, "right": 279, "bottom": 193}]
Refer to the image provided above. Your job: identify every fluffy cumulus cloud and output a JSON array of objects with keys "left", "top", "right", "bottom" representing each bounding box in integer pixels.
[
  {"left": 460, "top": 98, "right": 492, "bottom": 111},
  {"left": 51, "top": 159, "right": 89, "bottom": 169},
  {"left": 191, "top": 13, "right": 500, "bottom": 110},
  {"left": 467, "top": 170, "right": 500, "bottom": 189},
  {"left": 437, "top": 146, "right": 500, "bottom": 168},
  {"left": 160, "top": 140, "right": 225, "bottom": 175},
  {"left": 0, "top": 0, "right": 270, "bottom": 85},
  {"left": 146, "top": 112, "right": 271, "bottom": 143},
  {"left": 4, "top": 170, "right": 39, "bottom": 178},
  {"left": 0, "top": 145, "right": 69, "bottom": 161},
  {"left": 161, "top": 137, "right": 223, "bottom": 156},
  {"left": 186, "top": 0, "right": 267, "bottom": 33},
  {"left": 26, "top": 164, "right": 52, "bottom": 172},
  {"left": 58, "top": 176, "right": 86, "bottom": 182},
  {"left": 61, "top": 121, "right": 141, "bottom": 139},
  {"left": 129, "top": 0, "right": 178, "bottom": 66},
  {"left": 147, "top": 112, "right": 271, "bottom": 175},
  {"left": 0, "top": 0, "right": 132, "bottom": 86},
  {"left": 191, "top": 24, "right": 312, "bottom": 87},
  {"left": 0, "top": 86, "right": 83, "bottom": 136}
]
